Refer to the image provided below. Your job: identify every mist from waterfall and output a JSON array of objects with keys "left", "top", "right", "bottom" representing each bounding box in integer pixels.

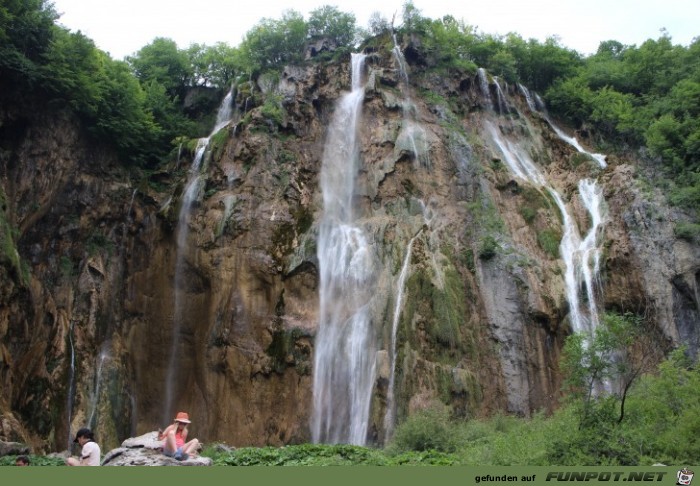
[
  {"left": 164, "top": 88, "right": 234, "bottom": 423},
  {"left": 312, "top": 54, "right": 376, "bottom": 445}
]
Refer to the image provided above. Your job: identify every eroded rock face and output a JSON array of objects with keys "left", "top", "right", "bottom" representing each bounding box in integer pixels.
[{"left": 0, "top": 40, "right": 697, "bottom": 452}]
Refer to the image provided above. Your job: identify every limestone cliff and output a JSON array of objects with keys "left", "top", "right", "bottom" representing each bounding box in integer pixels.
[{"left": 0, "top": 39, "right": 698, "bottom": 452}]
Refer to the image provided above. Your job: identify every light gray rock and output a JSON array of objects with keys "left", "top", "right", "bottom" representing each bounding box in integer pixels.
[{"left": 101, "top": 431, "right": 212, "bottom": 466}]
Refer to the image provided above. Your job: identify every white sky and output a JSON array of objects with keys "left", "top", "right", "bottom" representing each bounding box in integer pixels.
[{"left": 51, "top": 0, "right": 699, "bottom": 60}]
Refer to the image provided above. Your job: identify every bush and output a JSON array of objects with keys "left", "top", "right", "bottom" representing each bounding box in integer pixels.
[
  {"left": 674, "top": 222, "right": 700, "bottom": 240},
  {"left": 478, "top": 235, "right": 499, "bottom": 260},
  {"left": 389, "top": 405, "right": 459, "bottom": 453}
]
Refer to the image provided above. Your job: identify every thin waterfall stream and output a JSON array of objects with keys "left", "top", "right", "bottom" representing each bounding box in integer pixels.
[{"left": 164, "top": 88, "right": 234, "bottom": 422}]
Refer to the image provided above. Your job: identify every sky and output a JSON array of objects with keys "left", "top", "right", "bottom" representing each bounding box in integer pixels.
[{"left": 50, "top": 0, "right": 699, "bottom": 60}]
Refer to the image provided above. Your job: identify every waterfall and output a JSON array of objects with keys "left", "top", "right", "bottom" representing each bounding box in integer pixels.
[
  {"left": 312, "top": 53, "right": 377, "bottom": 445},
  {"left": 392, "top": 38, "right": 430, "bottom": 168},
  {"left": 519, "top": 86, "right": 607, "bottom": 168},
  {"left": 66, "top": 321, "right": 76, "bottom": 449},
  {"left": 577, "top": 179, "right": 607, "bottom": 331},
  {"left": 548, "top": 121, "right": 608, "bottom": 168},
  {"left": 383, "top": 234, "right": 418, "bottom": 439},
  {"left": 87, "top": 346, "right": 110, "bottom": 429},
  {"left": 485, "top": 120, "right": 607, "bottom": 335},
  {"left": 164, "top": 88, "right": 234, "bottom": 422},
  {"left": 478, "top": 68, "right": 494, "bottom": 111},
  {"left": 493, "top": 76, "right": 509, "bottom": 115},
  {"left": 518, "top": 84, "right": 537, "bottom": 112}
]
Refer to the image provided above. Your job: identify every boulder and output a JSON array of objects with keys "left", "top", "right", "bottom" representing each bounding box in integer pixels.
[{"left": 101, "top": 431, "right": 212, "bottom": 466}]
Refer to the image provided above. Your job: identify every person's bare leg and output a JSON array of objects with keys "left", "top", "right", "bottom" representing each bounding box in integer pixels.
[
  {"left": 164, "top": 429, "right": 177, "bottom": 454},
  {"left": 66, "top": 457, "right": 81, "bottom": 466},
  {"left": 183, "top": 438, "right": 200, "bottom": 456}
]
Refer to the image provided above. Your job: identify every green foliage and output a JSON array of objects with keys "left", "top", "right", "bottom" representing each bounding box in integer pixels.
[
  {"left": 208, "top": 127, "right": 229, "bottom": 162},
  {"left": 238, "top": 11, "right": 308, "bottom": 74},
  {"left": 561, "top": 312, "right": 639, "bottom": 406},
  {"left": 307, "top": 5, "right": 356, "bottom": 48},
  {"left": 544, "top": 33, "right": 700, "bottom": 210},
  {"left": 260, "top": 93, "right": 285, "bottom": 128},
  {"left": 550, "top": 347, "right": 700, "bottom": 465},
  {"left": 537, "top": 229, "right": 561, "bottom": 258},
  {"left": 478, "top": 235, "right": 498, "bottom": 260},
  {"left": 127, "top": 38, "right": 192, "bottom": 98},
  {"left": 674, "top": 222, "right": 700, "bottom": 240},
  {"left": 0, "top": 454, "right": 65, "bottom": 466},
  {"left": 205, "top": 443, "right": 460, "bottom": 465},
  {"left": 389, "top": 405, "right": 459, "bottom": 453},
  {"left": 211, "top": 444, "right": 388, "bottom": 466},
  {"left": 186, "top": 42, "right": 238, "bottom": 88},
  {"left": 0, "top": 0, "right": 58, "bottom": 90}
]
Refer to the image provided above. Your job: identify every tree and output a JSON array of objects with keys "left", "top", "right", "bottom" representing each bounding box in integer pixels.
[
  {"left": 127, "top": 38, "right": 192, "bottom": 98},
  {"left": 367, "top": 11, "right": 390, "bottom": 36},
  {"left": 0, "top": 0, "right": 58, "bottom": 90},
  {"left": 238, "top": 10, "right": 308, "bottom": 74},
  {"left": 186, "top": 42, "right": 238, "bottom": 88},
  {"left": 307, "top": 5, "right": 356, "bottom": 48},
  {"left": 561, "top": 311, "right": 661, "bottom": 427}
]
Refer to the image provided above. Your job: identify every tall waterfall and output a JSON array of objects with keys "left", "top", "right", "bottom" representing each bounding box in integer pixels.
[
  {"left": 164, "top": 88, "right": 234, "bottom": 423},
  {"left": 312, "top": 54, "right": 377, "bottom": 445}
]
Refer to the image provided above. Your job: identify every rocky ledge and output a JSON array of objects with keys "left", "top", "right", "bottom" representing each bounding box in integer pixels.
[{"left": 101, "top": 431, "right": 212, "bottom": 466}]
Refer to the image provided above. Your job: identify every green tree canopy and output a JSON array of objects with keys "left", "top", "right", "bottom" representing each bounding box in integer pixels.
[
  {"left": 127, "top": 37, "right": 192, "bottom": 98},
  {"left": 238, "top": 10, "right": 308, "bottom": 74},
  {"left": 307, "top": 5, "right": 356, "bottom": 48}
]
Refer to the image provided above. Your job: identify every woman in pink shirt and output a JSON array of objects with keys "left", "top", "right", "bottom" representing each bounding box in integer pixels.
[{"left": 158, "top": 412, "right": 200, "bottom": 461}]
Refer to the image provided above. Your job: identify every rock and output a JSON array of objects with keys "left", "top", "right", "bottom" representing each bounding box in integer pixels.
[
  {"left": 0, "top": 440, "right": 30, "bottom": 456},
  {"left": 101, "top": 431, "right": 212, "bottom": 466}
]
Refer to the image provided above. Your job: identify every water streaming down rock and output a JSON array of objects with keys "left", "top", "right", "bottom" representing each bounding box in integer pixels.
[
  {"left": 520, "top": 86, "right": 607, "bottom": 169},
  {"left": 87, "top": 345, "right": 110, "bottom": 429},
  {"left": 383, "top": 233, "right": 418, "bottom": 439},
  {"left": 478, "top": 68, "right": 494, "bottom": 111},
  {"left": 549, "top": 121, "right": 608, "bottom": 169},
  {"left": 493, "top": 76, "right": 510, "bottom": 115},
  {"left": 164, "top": 88, "right": 234, "bottom": 423},
  {"left": 517, "top": 84, "right": 538, "bottom": 113},
  {"left": 66, "top": 321, "right": 76, "bottom": 449},
  {"left": 485, "top": 119, "right": 607, "bottom": 335},
  {"left": 312, "top": 53, "right": 377, "bottom": 445},
  {"left": 392, "top": 38, "right": 430, "bottom": 168}
]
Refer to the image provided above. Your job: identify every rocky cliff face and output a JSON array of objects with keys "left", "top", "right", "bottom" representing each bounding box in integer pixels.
[{"left": 1, "top": 39, "right": 698, "bottom": 452}]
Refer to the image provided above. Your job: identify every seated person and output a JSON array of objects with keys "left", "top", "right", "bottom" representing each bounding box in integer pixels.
[
  {"left": 66, "top": 428, "right": 101, "bottom": 466},
  {"left": 158, "top": 411, "right": 200, "bottom": 461}
]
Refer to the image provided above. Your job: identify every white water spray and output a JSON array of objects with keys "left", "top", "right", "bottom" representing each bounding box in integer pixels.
[
  {"left": 312, "top": 54, "right": 378, "bottom": 445},
  {"left": 486, "top": 121, "right": 607, "bottom": 335}
]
